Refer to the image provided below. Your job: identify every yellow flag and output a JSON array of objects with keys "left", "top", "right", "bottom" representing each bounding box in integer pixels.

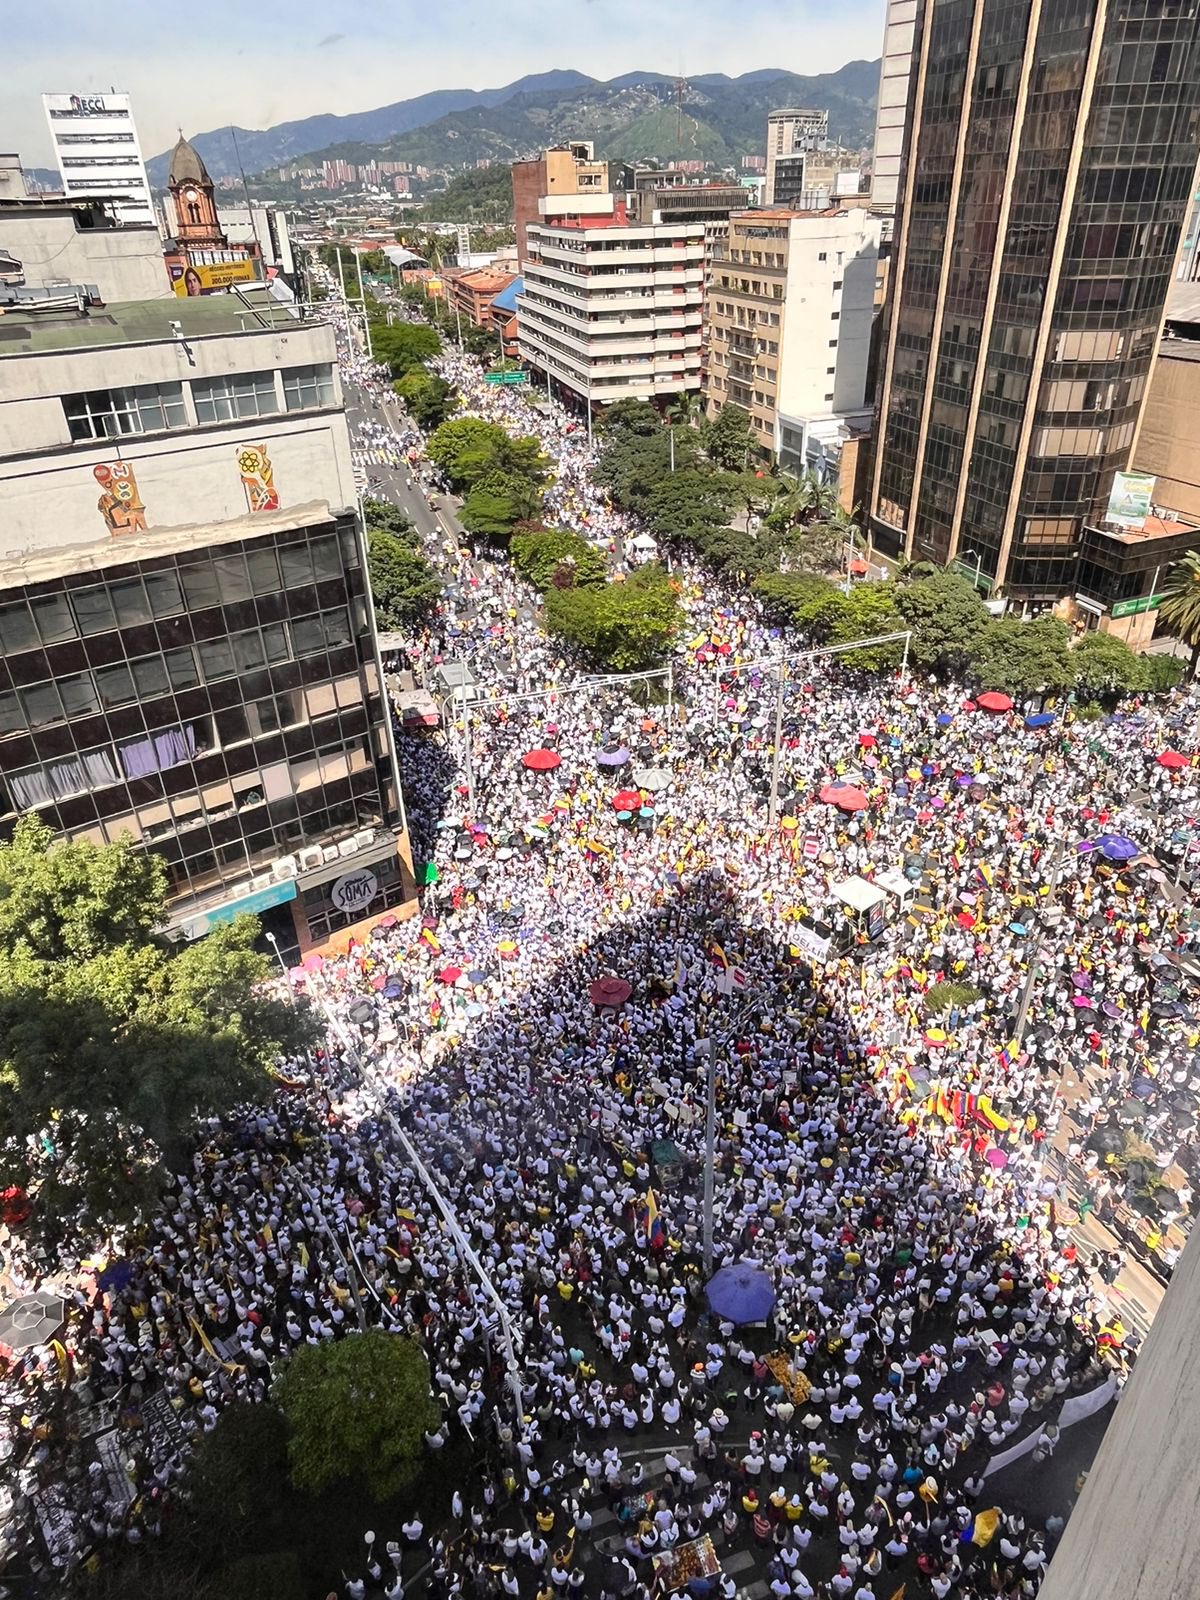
[{"left": 971, "top": 1508, "right": 1000, "bottom": 1547}]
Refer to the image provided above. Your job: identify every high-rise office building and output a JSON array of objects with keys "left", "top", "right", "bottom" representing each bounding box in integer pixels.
[
  {"left": 42, "top": 92, "right": 156, "bottom": 230},
  {"left": 869, "top": 0, "right": 918, "bottom": 226},
  {"left": 869, "top": 0, "right": 1200, "bottom": 602}
]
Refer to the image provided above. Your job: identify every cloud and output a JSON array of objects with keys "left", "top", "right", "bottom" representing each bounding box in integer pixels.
[{"left": 317, "top": 31, "right": 345, "bottom": 47}]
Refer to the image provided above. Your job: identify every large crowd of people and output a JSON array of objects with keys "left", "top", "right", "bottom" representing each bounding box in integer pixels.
[{"left": 0, "top": 290, "right": 1197, "bottom": 1600}]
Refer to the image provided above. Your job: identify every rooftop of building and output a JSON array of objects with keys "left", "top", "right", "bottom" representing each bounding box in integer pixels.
[
  {"left": 0, "top": 287, "right": 311, "bottom": 357},
  {"left": 450, "top": 266, "right": 517, "bottom": 291},
  {"left": 731, "top": 206, "right": 845, "bottom": 221},
  {"left": 1163, "top": 278, "right": 1200, "bottom": 332},
  {"left": 490, "top": 276, "right": 523, "bottom": 314},
  {"left": 0, "top": 501, "right": 350, "bottom": 590},
  {"left": 1094, "top": 513, "right": 1199, "bottom": 545}
]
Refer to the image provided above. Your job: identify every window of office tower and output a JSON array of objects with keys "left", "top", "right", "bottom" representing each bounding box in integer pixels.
[{"left": 0, "top": 519, "right": 386, "bottom": 905}]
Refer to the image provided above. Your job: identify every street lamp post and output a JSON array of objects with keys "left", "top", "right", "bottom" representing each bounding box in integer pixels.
[
  {"left": 960, "top": 547, "right": 983, "bottom": 592},
  {"left": 768, "top": 658, "right": 787, "bottom": 825},
  {"left": 698, "top": 998, "right": 757, "bottom": 1276}
]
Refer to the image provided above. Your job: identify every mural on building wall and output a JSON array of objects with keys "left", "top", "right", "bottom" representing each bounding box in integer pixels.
[
  {"left": 237, "top": 444, "right": 279, "bottom": 513},
  {"left": 94, "top": 462, "right": 147, "bottom": 535}
]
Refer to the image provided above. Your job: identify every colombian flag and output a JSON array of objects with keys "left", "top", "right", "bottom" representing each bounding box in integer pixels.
[
  {"left": 641, "top": 1189, "right": 666, "bottom": 1249},
  {"left": 709, "top": 942, "right": 730, "bottom": 970}
]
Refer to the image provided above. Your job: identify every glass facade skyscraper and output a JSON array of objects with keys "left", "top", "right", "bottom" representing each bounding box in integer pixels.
[{"left": 870, "top": 0, "right": 1200, "bottom": 600}]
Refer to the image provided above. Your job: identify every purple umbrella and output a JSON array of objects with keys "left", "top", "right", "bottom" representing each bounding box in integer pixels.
[
  {"left": 1102, "top": 1001, "right": 1121, "bottom": 1019},
  {"left": 706, "top": 1263, "right": 777, "bottom": 1325},
  {"left": 1095, "top": 833, "right": 1139, "bottom": 863},
  {"left": 1072, "top": 971, "right": 1091, "bottom": 990},
  {"left": 597, "top": 746, "right": 631, "bottom": 767},
  {"left": 1076, "top": 840, "right": 1096, "bottom": 854}
]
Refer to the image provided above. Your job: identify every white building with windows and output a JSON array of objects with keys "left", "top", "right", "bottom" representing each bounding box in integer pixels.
[
  {"left": 516, "top": 193, "right": 706, "bottom": 409},
  {"left": 42, "top": 91, "right": 156, "bottom": 231},
  {"left": 0, "top": 287, "right": 414, "bottom": 953}
]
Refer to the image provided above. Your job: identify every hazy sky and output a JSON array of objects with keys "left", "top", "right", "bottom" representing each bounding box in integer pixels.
[{"left": 12, "top": 0, "right": 884, "bottom": 168}]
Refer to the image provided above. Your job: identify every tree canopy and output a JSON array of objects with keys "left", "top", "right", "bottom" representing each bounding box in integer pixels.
[
  {"left": 427, "top": 419, "right": 547, "bottom": 494},
  {"left": 1158, "top": 551, "right": 1200, "bottom": 672},
  {"left": 892, "top": 570, "right": 992, "bottom": 675},
  {"left": 369, "top": 322, "right": 441, "bottom": 378},
  {"left": 367, "top": 530, "right": 442, "bottom": 631},
  {"left": 393, "top": 370, "right": 453, "bottom": 431},
  {"left": 511, "top": 529, "right": 607, "bottom": 591},
  {"left": 1071, "top": 629, "right": 1150, "bottom": 697},
  {"left": 598, "top": 397, "right": 663, "bottom": 437},
  {"left": 273, "top": 1328, "right": 439, "bottom": 1501},
  {"left": 701, "top": 403, "right": 755, "bottom": 471},
  {"left": 970, "top": 615, "right": 1077, "bottom": 696},
  {"left": 460, "top": 472, "right": 545, "bottom": 540},
  {"left": 543, "top": 566, "right": 683, "bottom": 673},
  {"left": 0, "top": 818, "right": 315, "bottom": 1241}
]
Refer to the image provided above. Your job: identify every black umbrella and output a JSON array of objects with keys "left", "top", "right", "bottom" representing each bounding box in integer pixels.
[{"left": 0, "top": 1290, "right": 66, "bottom": 1352}]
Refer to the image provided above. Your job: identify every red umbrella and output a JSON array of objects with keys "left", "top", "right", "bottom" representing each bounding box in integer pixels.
[
  {"left": 1158, "top": 750, "right": 1188, "bottom": 770},
  {"left": 522, "top": 748, "right": 561, "bottom": 772},
  {"left": 818, "top": 784, "right": 845, "bottom": 804},
  {"left": 977, "top": 692, "right": 1013, "bottom": 713},
  {"left": 589, "top": 976, "right": 633, "bottom": 1007},
  {"left": 832, "top": 787, "right": 869, "bottom": 813},
  {"left": 437, "top": 964, "right": 463, "bottom": 984},
  {"left": 612, "top": 788, "right": 642, "bottom": 811},
  {"left": 961, "top": 699, "right": 977, "bottom": 712},
  {"left": 858, "top": 732, "right": 877, "bottom": 748}
]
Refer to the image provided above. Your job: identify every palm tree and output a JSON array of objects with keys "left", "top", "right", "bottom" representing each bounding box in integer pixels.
[
  {"left": 666, "top": 392, "right": 701, "bottom": 430},
  {"left": 1157, "top": 551, "right": 1200, "bottom": 674}
]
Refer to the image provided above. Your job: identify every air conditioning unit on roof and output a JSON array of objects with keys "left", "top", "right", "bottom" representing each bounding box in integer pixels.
[{"left": 298, "top": 845, "right": 324, "bottom": 871}]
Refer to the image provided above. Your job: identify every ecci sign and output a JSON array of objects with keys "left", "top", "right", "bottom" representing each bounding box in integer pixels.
[
  {"left": 329, "top": 867, "right": 379, "bottom": 917},
  {"left": 68, "top": 95, "right": 111, "bottom": 115}
]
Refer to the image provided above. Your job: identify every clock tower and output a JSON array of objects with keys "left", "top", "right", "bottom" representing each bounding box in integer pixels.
[{"left": 167, "top": 133, "right": 225, "bottom": 248}]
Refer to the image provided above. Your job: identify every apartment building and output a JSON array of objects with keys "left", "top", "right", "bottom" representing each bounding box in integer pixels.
[
  {"left": 705, "top": 208, "right": 882, "bottom": 481},
  {"left": 512, "top": 142, "right": 608, "bottom": 267},
  {"left": 42, "top": 92, "right": 156, "bottom": 231},
  {"left": 0, "top": 279, "right": 412, "bottom": 954},
  {"left": 516, "top": 193, "right": 706, "bottom": 409}
]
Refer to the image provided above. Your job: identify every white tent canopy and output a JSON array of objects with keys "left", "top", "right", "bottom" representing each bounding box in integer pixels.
[{"left": 831, "top": 875, "right": 888, "bottom": 914}]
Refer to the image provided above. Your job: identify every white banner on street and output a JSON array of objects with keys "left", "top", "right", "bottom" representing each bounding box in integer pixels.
[
  {"left": 982, "top": 1429, "right": 1041, "bottom": 1479},
  {"left": 1058, "top": 1373, "right": 1117, "bottom": 1429},
  {"left": 983, "top": 1376, "right": 1118, "bottom": 1479}
]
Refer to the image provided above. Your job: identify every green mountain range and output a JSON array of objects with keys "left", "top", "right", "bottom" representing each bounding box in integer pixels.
[{"left": 258, "top": 61, "right": 880, "bottom": 176}]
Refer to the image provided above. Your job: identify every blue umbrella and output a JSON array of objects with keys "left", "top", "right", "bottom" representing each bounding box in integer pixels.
[
  {"left": 936, "top": 713, "right": 954, "bottom": 727},
  {"left": 96, "top": 1259, "right": 134, "bottom": 1293},
  {"left": 705, "top": 1263, "right": 777, "bottom": 1325},
  {"left": 1095, "top": 833, "right": 1139, "bottom": 863},
  {"left": 382, "top": 981, "right": 403, "bottom": 999},
  {"left": 1024, "top": 712, "right": 1055, "bottom": 729}
]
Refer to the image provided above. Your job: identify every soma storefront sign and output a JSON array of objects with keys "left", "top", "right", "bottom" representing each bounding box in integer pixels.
[{"left": 329, "top": 867, "right": 380, "bottom": 916}]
